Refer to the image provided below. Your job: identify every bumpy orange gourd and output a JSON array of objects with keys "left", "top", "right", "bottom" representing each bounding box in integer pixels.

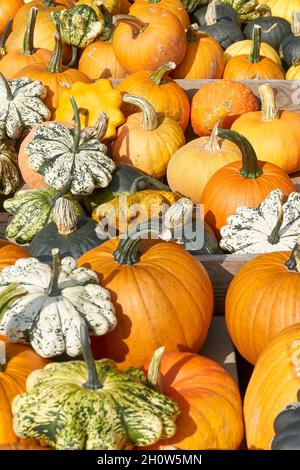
[
  {"left": 244, "top": 322, "right": 300, "bottom": 449},
  {"left": 117, "top": 62, "right": 190, "bottom": 130},
  {"left": 112, "top": 94, "right": 185, "bottom": 179},
  {"left": 0, "top": 0, "right": 24, "bottom": 37},
  {"left": 167, "top": 123, "right": 242, "bottom": 203},
  {"left": 78, "top": 231, "right": 214, "bottom": 369},
  {"left": 0, "top": 241, "right": 30, "bottom": 271},
  {"left": 232, "top": 84, "right": 300, "bottom": 174},
  {"left": 200, "top": 129, "right": 295, "bottom": 236},
  {"left": 191, "top": 80, "right": 259, "bottom": 137},
  {"left": 130, "top": 0, "right": 190, "bottom": 28}
]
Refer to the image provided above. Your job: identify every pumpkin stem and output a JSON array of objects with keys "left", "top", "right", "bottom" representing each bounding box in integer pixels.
[
  {"left": 65, "top": 46, "right": 78, "bottom": 68},
  {"left": 112, "top": 14, "right": 148, "bottom": 37},
  {"left": 285, "top": 236, "right": 300, "bottom": 272},
  {"left": 0, "top": 73, "right": 13, "bottom": 101},
  {"left": 0, "top": 283, "right": 28, "bottom": 323},
  {"left": 47, "top": 248, "right": 61, "bottom": 296},
  {"left": 97, "top": 2, "right": 114, "bottom": 41},
  {"left": 205, "top": 0, "right": 217, "bottom": 26},
  {"left": 0, "top": 340, "right": 6, "bottom": 371},
  {"left": 217, "top": 128, "right": 263, "bottom": 179},
  {"left": 259, "top": 84, "right": 279, "bottom": 121},
  {"left": 0, "top": 19, "right": 12, "bottom": 58},
  {"left": 202, "top": 102, "right": 232, "bottom": 134},
  {"left": 164, "top": 197, "right": 193, "bottom": 230},
  {"left": 249, "top": 24, "right": 262, "bottom": 63},
  {"left": 150, "top": 62, "right": 176, "bottom": 85},
  {"left": 147, "top": 346, "right": 165, "bottom": 393},
  {"left": 204, "top": 121, "right": 221, "bottom": 152},
  {"left": 186, "top": 23, "right": 200, "bottom": 43},
  {"left": 255, "top": 4, "right": 272, "bottom": 17},
  {"left": 80, "top": 323, "right": 103, "bottom": 390},
  {"left": 53, "top": 198, "right": 78, "bottom": 235},
  {"left": 23, "top": 7, "right": 38, "bottom": 56},
  {"left": 123, "top": 94, "right": 159, "bottom": 131},
  {"left": 130, "top": 176, "right": 170, "bottom": 194},
  {"left": 268, "top": 193, "right": 284, "bottom": 245},
  {"left": 70, "top": 96, "right": 81, "bottom": 154},
  {"left": 47, "top": 33, "right": 63, "bottom": 73},
  {"left": 292, "top": 12, "right": 300, "bottom": 37},
  {"left": 42, "top": 0, "right": 55, "bottom": 5}
]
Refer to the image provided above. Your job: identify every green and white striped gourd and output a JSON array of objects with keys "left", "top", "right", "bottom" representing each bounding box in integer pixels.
[
  {"left": 0, "top": 140, "right": 20, "bottom": 195},
  {"left": 220, "top": 189, "right": 300, "bottom": 254},
  {"left": 0, "top": 249, "right": 117, "bottom": 358},
  {"left": 4, "top": 188, "right": 84, "bottom": 244},
  {"left": 26, "top": 97, "right": 115, "bottom": 196},
  {"left": 220, "top": 0, "right": 259, "bottom": 22},
  {"left": 0, "top": 74, "right": 50, "bottom": 140},
  {"left": 12, "top": 326, "right": 179, "bottom": 450}
]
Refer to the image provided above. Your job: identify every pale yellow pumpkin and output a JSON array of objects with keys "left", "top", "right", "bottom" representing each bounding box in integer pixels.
[{"left": 224, "top": 39, "right": 281, "bottom": 65}]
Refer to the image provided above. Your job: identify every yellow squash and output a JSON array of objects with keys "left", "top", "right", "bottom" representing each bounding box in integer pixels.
[{"left": 224, "top": 39, "right": 282, "bottom": 65}]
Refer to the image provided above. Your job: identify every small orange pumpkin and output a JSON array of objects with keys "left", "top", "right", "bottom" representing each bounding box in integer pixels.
[{"left": 0, "top": 240, "right": 30, "bottom": 271}]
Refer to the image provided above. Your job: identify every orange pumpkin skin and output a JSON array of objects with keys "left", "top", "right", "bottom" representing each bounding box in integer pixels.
[
  {"left": 140, "top": 352, "right": 244, "bottom": 450},
  {"left": 244, "top": 323, "right": 300, "bottom": 449},
  {"left": 0, "top": 336, "right": 48, "bottom": 445},
  {"left": 226, "top": 252, "right": 300, "bottom": 366},
  {"left": 130, "top": 0, "right": 190, "bottom": 29},
  {"left": 79, "top": 40, "right": 126, "bottom": 80},
  {"left": 191, "top": 81, "right": 259, "bottom": 137},
  {"left": 223, "top": 55, "right": 284, "bottom": 80},
  {"left": 78, "top": 240, "right": 214, "bottom": 369},
  {"left": 0, "top": 241, "right": 30, "bottom": 271},
  {"left": 0, "top": 442, "right": 50, "bottom": 450},
  {"left": 0, "top": 48, "right": 52, "bottom": 80},
  {"left": 116, "top": 64, "right": 190, "bottom": 131},
  {"left": 0, "top": 0, "right": 24, "bottom": 36},
  {"left": 112, "top": 7, "right": 187, "bottom": 73}
]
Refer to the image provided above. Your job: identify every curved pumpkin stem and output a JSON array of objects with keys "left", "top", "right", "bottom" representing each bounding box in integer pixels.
[
  {"left": 65, "top": 46, "right": 78, "bottom": 68},
  {"left": 292, "top": 12, "right": 300, "bottom": 37},
  {"left": 123, "top": 94, "right": 159, "bottom": 131},
  {"left": 204, "top": 121, "right": 221, "bottom": 152},
  {"left": 147, "top": 346, "right": 165, "bottom": 392},
  {"left": 23, "top": 7, "right": 38, "bottom": 56},
  {"left": 186, "top": 23, "right": 200, "bottom": 43},
  {"left": 249, "top": 25, "right": 262, "bottom": 63},
  {"left": 205, "top": 0, "right": 217, "bottom": 26},
  {"left": 0, "top": 283, "right": 27, "bottom": 323},
  {"left": 112, "top": 14, "right": 148, "bottom": 37},
  {"left": 48, "top": 33, "right": 63, "bottom": 73},
  {"left": 53, "top": 198, "right": 78, "bottom": 235},
  {"left": 203, "top": 102, "right": 232, "bottom": 135},
  {"left": 268, "top": 193, "right": 284, "bottom": 245},
  {"left": 285, "top": 236, "right": 300, "bottom": 272},
  {"left": 259, "top": 84, "right": 279, "bottom": 121},
  {"left": 0, "top": 19, "right": 12, "bottom": 58},
  {"left": 130, "top": 176, "right": 170, "bottom": 194},
  {"left": 46, "top": 248, "right": 61, "bottom": 296},
  {"left": 151, "top": 62, "right": 176, "bottom": 85},
  {"left": 81, "top": 323, "right": 103, "bottom": 390}
]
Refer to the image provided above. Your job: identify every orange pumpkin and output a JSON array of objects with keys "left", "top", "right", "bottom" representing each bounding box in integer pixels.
[
  {"left": 0, "top": 0, "right": 24, "bottom": 37},
  {"left": 78, "top": 226, "right": 214, "bottom": 369},
  {"left": 14, "top": 33, "right": 91, "bottom": 114},
  {"left": 12, "top": 0, "right": 72, "bottom": 26},
  {"left": 173, "top": 25, "right": 224, "bottom": 80},
  {"left": 191, "top": 80, "right": 259, "bottom": 137},
  {"left": 0, "top": 335, "right": 48, "bottom": 444},
  {"left": 0, "top": 8, "right": 52, "bottom": 80},
  {"left": 140, "top": 352, "right": 244, "bottom": 450},
  {"left": 232, "top": 84, "right": 300, "bottom": 175},
  {"left": 0, "top": 20, "right": 13, "bottom": 60},
  {"left": 130, "top": 0, "right": 190, "bottom": 28},
  {"left": 0, "top": 442, "right": 50, "bottom": 450},
  {"left": 167, "top": 123, "right": 242, "bottom": 203},
  {"left": 244, "top": 323, "right": 300, "bottom": 449},
  {"left": 116, "top": 62, "right": 190, "bottom": 131},
  {"left": 200, "top": 129, "right": 296, "bottom": 237},
  {"left": 112, "top": 94, "right": 185, "bottom": 179},
  {"left": 226, "top": 243, "right": 300, "bottom": 365},
  {"left": 223, "top": 25, "right": 284, "bottom": 80},
  {"left": 0, "top": 240, "right": 30, "bottom": 271},
  {"left": 112, "top": 8, "right": 187, "bottom": 73}
]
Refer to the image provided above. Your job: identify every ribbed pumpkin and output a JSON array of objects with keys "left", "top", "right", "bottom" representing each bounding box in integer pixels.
[
  {"left": 200, "top": 129, "right": 296, "bottom": 237},
  {"left": 167, "top": 123, "right": 242, "bottom": 203},
  {"left": 226, "top": 242, "right": 300, "bottom": 366},
  {"left": 112, "top": 8, "right": 187, "bottom": 73},
  {"left": 130, "top": 0, "right": 190, "bottom": 28},
  {"left": 140, "top": 352, "right": 244, "bottom": 450},
  {"left": 279, "top": 12, "right": 300, "bottom": 69},
  {"left": 78, "top": 221, "right": 214, "bottom": 369},
  {"left": 223, "top": 25, "right": 284, "bottom": 79},
  {"left": 0, "top": 335, "right": 48, "bottom": 445},
  {"left": 0, "top": 8, "right": 52, "bottom": 80},
  {"left": 173, "top": 24, "right": 224, "bottom": 80},
  {"left": 224, "top": 38, "right": 281, "bottom": 65},
  {"left": 244, "top": 323, "right": 300, "bottom": 449},
  {"left": 13, "top": 32, "right": 91, "bottom": 114},
  {"left": 0, "top": 0, "right": 24, "bottom": 37},
  {"left": 257, "top": 0, "right": 300, "bottom": 23},
  {"left": 232, "top": 84, "right": 300, "bottom": 174},
  {"left": 112, "top": 94, "right": 185, "bottom": 179},
  {"left": 191, "top": 80, "right": 259, "bottom": 137},
  {"left": 0, "top": 241, "right": 30, "bottom": 271},
  {"left": 117, "top": 62, "right": 190, "bottom": 131}
]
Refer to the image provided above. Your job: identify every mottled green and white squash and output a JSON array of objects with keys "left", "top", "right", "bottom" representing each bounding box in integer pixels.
[
  {"left": 4, "top": 187, "right": 84, "bottom": 244},
  {"left": 0, "top": 140, "right": 20, "bottom": 195},
  {"left": 220, "top": 189, "right": 300, "bottom": 254},
  {"left": 0, "top": 250, "right": 117, "bottom": 358},
  {"left": 51, "top": 5, "right": 103, "bottom": 48},
  {"left": 0, "top": 74, "right": 50, "bottom": 140},
  {"left": 12, "top": 326, "right": 179, "bottom": 450},
  {"left": 26, "top": 97, "right": 115, "bottom": 196}
]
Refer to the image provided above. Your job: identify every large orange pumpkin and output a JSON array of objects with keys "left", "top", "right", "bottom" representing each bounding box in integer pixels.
[
  {"left": 226, "top": 243, "right": 300, "bottom": 365},
  {"left": 0, "top": 0, "right": 24, "bottom": 37},
  {"left": 130, "top": 0, "right": 190, "bottom": 29},
  {"left": 167, "top": 123, "right": 242, "bottom": 203},
  {"left": 191, "top": 80, "right": 259, "bottom": 137},
  {"left": 201, "top": 129, "right": 295, "bottom": 237},
  {"left": 78, "top": 225, "right": 214, "bottom": 369},
  {"left": 140, "top": 352, "right": 244, "bottom": 450},
  {"left": 232, "top": 84, "right": 300, "bottom": 175},
  {"left": 173, "top": 25, "right": 224, "bottom": 80},
  {"left": 112, "top": 8, "right": 187, "bottom": 73},
  {"left": 116, "top": 62, "right": 190, "bottom": 131},
  {"left": 244, "top": 323, "right": 300, "bottom": 449},
  {"left": 0, "top": 335, "right": 48, "bottom": 444},
  {"left": 0, "top": 241, "right": 30, "bottom": 271}
]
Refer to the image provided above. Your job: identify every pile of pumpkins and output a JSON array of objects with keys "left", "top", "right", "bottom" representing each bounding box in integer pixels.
[{"left": 1, "top": 0, "right": 300, "bottom": 452}]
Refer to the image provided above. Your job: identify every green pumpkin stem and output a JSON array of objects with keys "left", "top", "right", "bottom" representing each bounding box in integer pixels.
[
  {"left": 123, "top": 94, "right": 159, "bottom": 131},
  {"left": 292, "top": 12, "right": 300, "bottom": 37},
  {"left": 112, "top": 14, "right": 148, "bottom": 37},
  {"left": 130, "top": 176, "right": 170, "bottom": 194},
  {"left": 0, "top": 19, "right": 13, "bottom": 57},
  {"left": 268, "top": 193, "right": 284, "bottom": 245},
  {"left": 260, "top": 84, "right": 279, "bottom": 121},
  {"left": 285, "top": 237, "right": 300, "bottom": 272},
  {"left": 151, "top": 62, "right": 176, "bottom": 85},
  {"left": 147, "top": 346, "right": 165, "bottom": 393},
  {"left": 47, "top": 248, "right": 61, "bottom": 296},
  {"left": 97, "top": 2, "right": 114, "bottom": 41},
  {"left": 23, "top": 7, "right": 38, "bottom": 56},
  {"left": 249, "top": 24, "right": 262, "bottom": 63},
  {"left": 0, "top": 73, "right": 13, "bottom": 101},
  {"left": 0, "top": 283, "right": 28, "bottom": 323},
  {"left": 186, "top": 24, "right": 200, "bottom": 43},
  {"left": 71, "top": 96, "right": 81, "bottom": 153},
  {"left": 217, "top": 128, "right": 263, "bottom": 179},
  {"left": 205, "top": 0, "right": 217, "bottom": 26},
  {"left": 42, "top": 0, "right": 55, "bottom": 5},
  {"left": 48, "top": 33, "right": 63, "bottom": 73},
  {"left": 80, "top": 323, "right": 103, "bottom": 390}
]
